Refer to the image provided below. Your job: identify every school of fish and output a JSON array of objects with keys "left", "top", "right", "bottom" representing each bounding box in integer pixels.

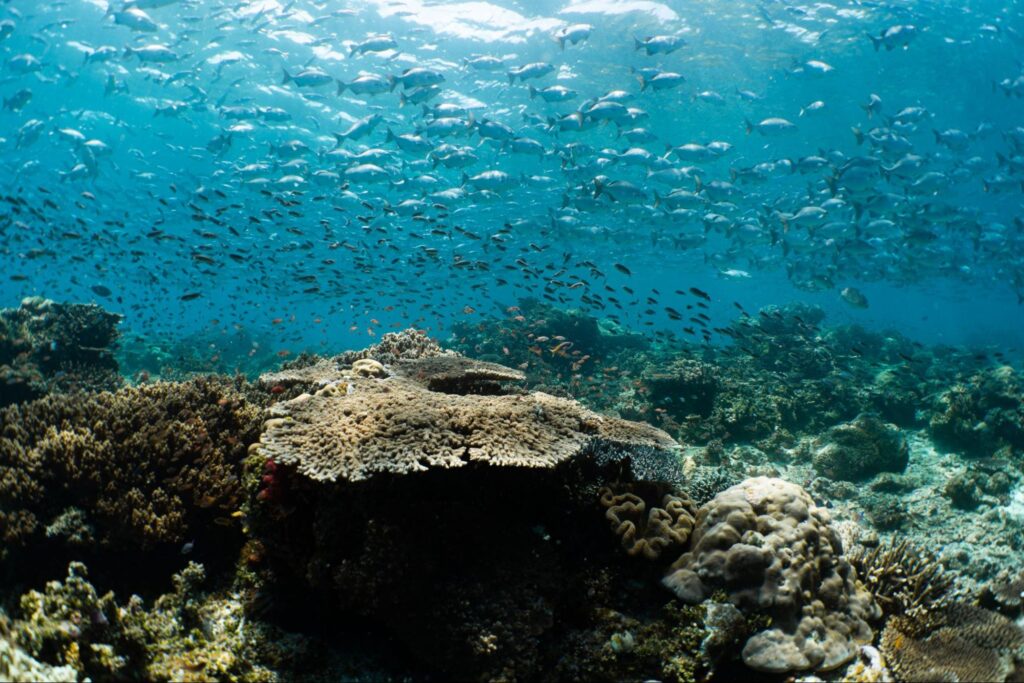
[{"left": 1, "top": 0, "right": 1022, "bottom": 355}]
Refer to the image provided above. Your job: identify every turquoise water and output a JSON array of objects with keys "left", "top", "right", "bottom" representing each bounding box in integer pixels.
[{"left": 1, "top": 0, "right": 1022, "bottom": 359}]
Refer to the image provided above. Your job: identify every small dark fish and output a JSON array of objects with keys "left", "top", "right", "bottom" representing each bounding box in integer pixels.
[
  {"left": 180, "top": 292, "right": 202, "bottom": 301},
  {"left": 689, "top": 287, "right": 711, "bottom": 301},
  {"left": 91, "top": 285, "right": 112, "bottom": 297},
  {"left": 614, "top": 263, "right": 632, "bottom": 275}
]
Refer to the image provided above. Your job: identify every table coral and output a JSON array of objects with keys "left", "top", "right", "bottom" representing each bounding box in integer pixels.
[
  {"left": 253, "top": 369, "right": 676, "bottom": 483},
  {"left": 880, "top": 604, "right": 1024, "bottom": 682}
]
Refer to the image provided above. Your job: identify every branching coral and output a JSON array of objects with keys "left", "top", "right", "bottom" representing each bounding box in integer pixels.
[
  {"left": 7, "top": 560, "right": 308, "bottom": 683},
  {"left": 336, "top": 327, "right": 455, "bottom": 365},
  {"left": 0, "top": 376, "right": 262, "bottom": 555},
  {"left": 847, "top": 539, "right": 954, "bottom": 619}
]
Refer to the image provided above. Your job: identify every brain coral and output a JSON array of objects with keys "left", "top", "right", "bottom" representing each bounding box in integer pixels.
[
  {"left": 662, "top": 477, "right": 879, "bottom": 674},
  {"left": 599, "top": 486, "right": 697, "bottom": 560},
  {"left": 254, "top": 368, "right": 677, "bottom": 483}
]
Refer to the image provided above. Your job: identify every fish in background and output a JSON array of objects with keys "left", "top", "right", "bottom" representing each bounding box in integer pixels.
[{"left": 0, "top": 0, "right": 1018, "bottom": 357}]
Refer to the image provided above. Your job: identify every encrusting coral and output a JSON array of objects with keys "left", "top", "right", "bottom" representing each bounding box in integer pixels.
[
  {"left": 0, "top": 376, "right": 263, "bottom": 562},
  {"left": 661, "top": 477, "right": 880, "bottom": 674}
]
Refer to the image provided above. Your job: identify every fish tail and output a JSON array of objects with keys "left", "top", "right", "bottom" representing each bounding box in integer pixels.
[
  {"left": 744, "top": 118, "right": 753, "bottom": 135},
  {"left": 868, "top": 33, "right": 881, "bottom": 51},
  {"left": 335, "top": 78, "right": 345, "bottom": 95},
  {"left": 388, "top": 75, "right": 397, "bottom": 92},
  {"left": 507, "top": 71, "right": 515, "bottom": 85},
  {"left": 825, "top": 174, "right": 838, "bottom": 196},
  {"left": 593, "top": 177, "right": 604, "bottom": 198},
  {"left": 851, "top": 126, "right": 863, "bottom": 145},
  {"left": 633, "top": 37, "right": 643, "bottom": 51},
  {"left": 528, "top": 85, "right": 536, "bottom": 100},
  {"left": 385, "top": 128, "right": 395, "bottom": 142},
  {"left": 281, "top": 68, "right": 292, "bottom": 85}
]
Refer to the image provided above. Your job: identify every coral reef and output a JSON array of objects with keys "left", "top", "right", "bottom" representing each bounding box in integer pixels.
[
  {"left": 3, "top": 304, "right": 1024, "bottom": 681},
  {"left": 929, "top": 365, "right": 1024, "bottom": 459},
  {"left": 662, "top": 477, "right": 880, "bottom": 674},
  {"left": 0, "top": 297, "right": 123, "bottom": 405},
  {"left": 248, "top": 350, "right": 710, "bottom": 681},
  {"left": 0, "top": 376, "right": 262, "bottom": 572},
  {"left": 811, "top": 414, "right": 909, "bottom": 481},
  {"left": 2, "top": 559, "right": 391, "bottom": 683},
  {"left": 641, "top": 358, "right": 719, "bottom": 420}
]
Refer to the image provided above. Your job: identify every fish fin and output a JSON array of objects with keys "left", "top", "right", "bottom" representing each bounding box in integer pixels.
[
  {"left": 744, "top": 118, "right": 753, "bottom": 135},
  {"left": 868, "top": 33, "right": 881, "bottom": 51},
  {"left": 335, "top": 79, "right": 345, "bottom": 95},
  {"left": 528, "top": 85, "right": 537, "bottom": 99},
  {"left": 851, "top": 126, "right": 863, "bottom": 145}
]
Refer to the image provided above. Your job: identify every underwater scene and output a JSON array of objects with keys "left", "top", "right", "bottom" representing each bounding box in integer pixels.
[{"left": 1, "top": 0, "right": 1024, "bottom": 680}]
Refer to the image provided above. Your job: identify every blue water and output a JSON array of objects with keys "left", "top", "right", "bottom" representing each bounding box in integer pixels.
[{"left": 1, "top": 0, "right": 1022, "bottom": 360}]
